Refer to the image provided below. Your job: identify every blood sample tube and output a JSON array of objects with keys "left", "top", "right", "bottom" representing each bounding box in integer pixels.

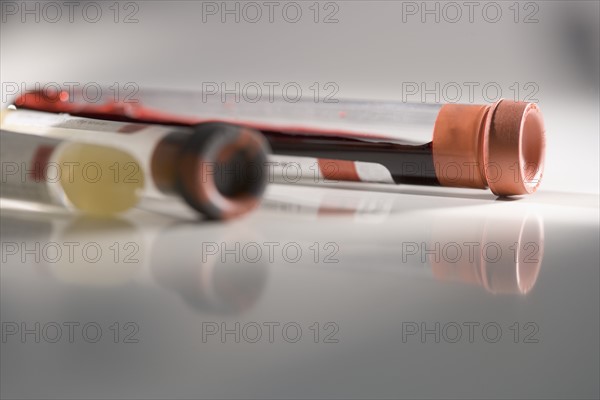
[
  {"left": 1, "top": 110, "right": 271, "bottom": 220},
  {"left": 11, "top": 89, "right": 546, "bottom": 196},
  {"left": 0, "top": 130, "right": 144, "bottom": 215}
]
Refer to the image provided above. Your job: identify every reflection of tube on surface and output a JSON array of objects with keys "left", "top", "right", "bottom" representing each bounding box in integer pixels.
[
  {"left": 430, "top": 213, "right": 544, "bottom": 294},
  {"left": 52, "top": 217, "right": 145, "bottom": 286},
  {"left": 0, "top": 210, "right": 144, "bottom": 286},
  {"left": 150, "top": 225, "right": 269, "bottom": 315},
  {"left": 262, "top": 187, "right": 394, "bottom": 223},
  {"left": 0, "top": 208, "right": 268, "bottom": 315},
  {"left": 256, "top": 192, "right": 545, "bottom": 295},
  {"left": 12, "top": 89, "right": 546, "bottom": 196},
  {"left": 1, "top": 109, "right": 271, "bottom": 220},
  {"left": 0, "top": 130, "right": 144, "bottom": 215}
]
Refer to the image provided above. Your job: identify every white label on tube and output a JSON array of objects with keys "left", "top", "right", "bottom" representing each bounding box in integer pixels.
[
  {"left": 0, "top": 131, "right": 69, "bottom": 207},
  {"left": 1, "top": 109, "right": 182, "bottom": 198},
  {"left": 354, "top": 162, "right": 395, "bottom": 183}
]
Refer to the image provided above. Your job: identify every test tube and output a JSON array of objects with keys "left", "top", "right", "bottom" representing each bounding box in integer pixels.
[
  {"left": 12, "top": 89, "right": 546, "bottom": 196},
  {"left": 1, "top": 111, "right": 271, "bottom": 219},
  {"left": 0, "top": 130, "right": 144, "bottom": 215}
]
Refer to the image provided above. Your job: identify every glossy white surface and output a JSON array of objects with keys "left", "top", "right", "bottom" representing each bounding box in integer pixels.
[{"left": 1, "top": 184, "right": 598, "bottom": 399}]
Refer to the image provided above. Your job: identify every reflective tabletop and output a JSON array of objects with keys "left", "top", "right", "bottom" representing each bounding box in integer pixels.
[{"left": 1, "top": 184, "right": 598, "bottom": 399}]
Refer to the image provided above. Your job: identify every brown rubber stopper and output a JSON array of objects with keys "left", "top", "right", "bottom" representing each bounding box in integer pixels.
[
  {"left": 485, "top": 100, "right": 546, "bottom": 195},
  {"left": 432, "top": 100, "right": 546, "bottom": 196}
]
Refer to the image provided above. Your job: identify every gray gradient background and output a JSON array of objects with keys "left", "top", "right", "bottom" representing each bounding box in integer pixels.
[{"left": 1, "top": 1, "right": 599, "bottom": 399}]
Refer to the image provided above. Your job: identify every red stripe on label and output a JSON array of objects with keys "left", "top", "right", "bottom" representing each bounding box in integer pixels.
[
  {"left": 30, "top": 145, "right": 54, "bottom": 182},
  {"left": 118, "top": 124, "right": 147, "bottom": 133},
  {"left": 317, "top": 207, "right": 356, "bottom": 216},
  {"left": 318, "top": 158, "right": 360, "bottom": 182}
]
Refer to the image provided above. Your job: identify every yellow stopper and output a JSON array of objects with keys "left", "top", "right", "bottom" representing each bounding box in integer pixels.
[{"left": 57, "top": 143, "right": 144, "bottom": 215}]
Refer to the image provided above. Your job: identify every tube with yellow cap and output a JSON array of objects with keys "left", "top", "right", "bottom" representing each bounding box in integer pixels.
[
  {"left": 0, "top": 130, "right": 144, "bottom": 215},
  {"left": 1, "top": 109, "right": 271, "bottom": 220}
]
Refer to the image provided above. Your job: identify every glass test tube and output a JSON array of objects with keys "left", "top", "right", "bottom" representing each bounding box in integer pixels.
[
  {"left": 13, "top": 89, "right": 546, "bottom": 196},
  {"left": 1, "top": 110, "right": 270, "bottom": 220},
  {"left": 0, "top": 130, "right": 144, "bottom": 215}
]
